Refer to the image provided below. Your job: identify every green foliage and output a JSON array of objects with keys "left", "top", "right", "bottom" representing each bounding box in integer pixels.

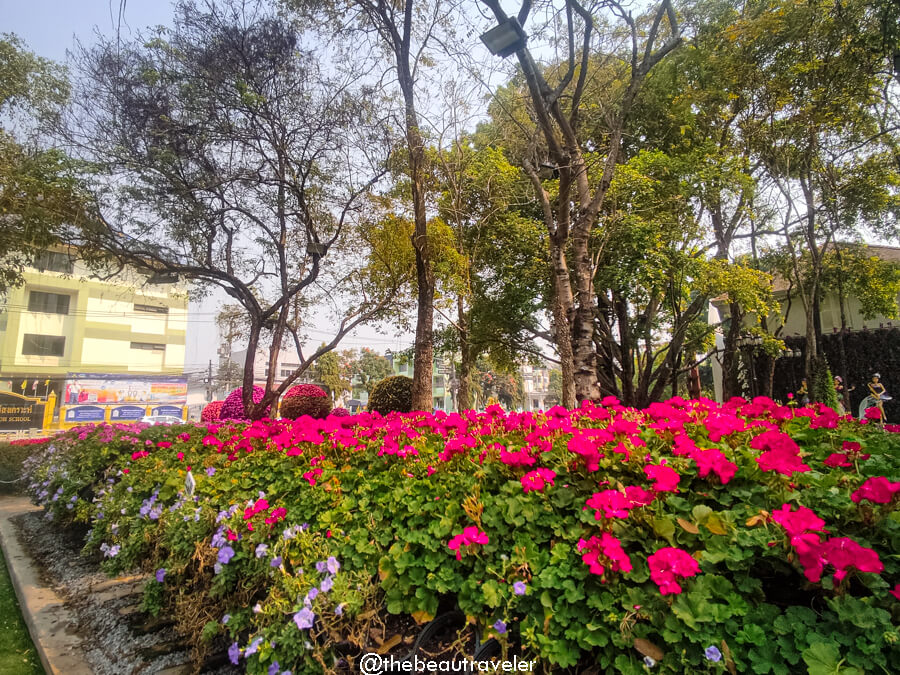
[
  {"left": 367, "top": 375, "right": 413, "bottom": 414},
  {"left": 0, "top": 34, "right": 90, "bottom": 293},
  {"left": 812, "top": 358, "right": 840, "bottom": 409},
  {"left": 22, "top": 402, "right": 900, "bottom": 674},
  {"left": 350, "top": 348, "right": 394, "bottom": 399},
  {"left": 279, "top": 394, "right": 332, "bottom": 420},
  {"left": 311, "top": 345, "right": 350, "bottom": 401}
]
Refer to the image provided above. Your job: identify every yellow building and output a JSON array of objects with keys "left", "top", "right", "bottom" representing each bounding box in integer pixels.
[{"left": 0, "top": 249, "right": 188, "bottom": 398}]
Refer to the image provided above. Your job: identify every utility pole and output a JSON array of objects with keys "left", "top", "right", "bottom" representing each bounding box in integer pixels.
[{"left": 207, "top": 359, "right": 213, "bottom": 402}]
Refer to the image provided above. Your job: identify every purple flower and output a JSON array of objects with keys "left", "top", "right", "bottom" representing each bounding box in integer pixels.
[
  {"left": 334, "top": 603, "right": 345, "bottom": 616},
  {"left": 705, "top": 646, "right": 722, "bottom": 663},
  {"left": 222, "top": 614, "right": 231, "bottom": 625},
  {"left": 214, "top": 562, "right": 223, "bottom": 575},
  {"left": 155, "top": 568, "right": 166, "bottom": 583},
  {"left": 228, "top": 642, "right": 240, "bottom": 665},
  {"left": 268, "top": 662, "right": 280, "bottom": 675},
  {"left": 512, "top": 581, "right": 527, "bottom": 596},
  {"left": 305, "top": 587, "right": 319, "bottom": 605},
  {"left": 320, "top": 576, "right": 333, "bottom": 593},
  {"left": 326, "top": 556, "right": 340, "bottom": 574},
  {"left": 255, "top": 543, "right": 269, "bottom": 558},
  {"left": 293, "top": 608, "right": 315, "bottom": 630},
  {"left": 493, "top": 620, "right": 507, "bottom": 635},
  {"left": 217, "top": 546, "right": 235, "bottom": 565},
  {"left": 315, "top": 561, "right": 327, "bottom": 574},
  {"left": 206, "top": 467, "right": 216, "bottom": 477},
  {"left": 270, "top": 556, "right": 282, "bottom": 568},
  {"left": 245, "top": 637, "right": 263, "bottom": 656}
]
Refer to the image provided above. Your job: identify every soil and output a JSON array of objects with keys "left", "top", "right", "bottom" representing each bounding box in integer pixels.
[{"left": 13, "top": 510, "right": 239, "bottom": 675}]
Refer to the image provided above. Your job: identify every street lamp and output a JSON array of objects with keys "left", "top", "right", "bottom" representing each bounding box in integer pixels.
[{"left": 480, "top": 18, "right": 528, "bottom": 58}]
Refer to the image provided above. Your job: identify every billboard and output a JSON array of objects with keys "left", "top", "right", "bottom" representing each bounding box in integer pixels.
[{"left": 63, "top": 373, "right": 187, "bottom": 406}]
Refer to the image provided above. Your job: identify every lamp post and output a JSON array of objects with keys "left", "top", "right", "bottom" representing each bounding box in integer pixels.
[{"left": 480, "top": 18, "right": 528, "bottom": 58}]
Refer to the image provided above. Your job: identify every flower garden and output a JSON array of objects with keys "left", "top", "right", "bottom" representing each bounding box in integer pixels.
[{"left": 21, "top": 395, "right": 900, "bottom": 674}]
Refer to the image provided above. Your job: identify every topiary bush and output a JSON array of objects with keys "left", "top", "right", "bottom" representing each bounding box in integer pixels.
[
  {"left": 220, "top": 385, "right": 269, "bottom": 420},
  {"left": 329, "top": 407, "right": 350, "bottom": 417},
  {"left": 367, "top": 375, "right": 413, "bottom": 414},
  {"left": 280, "top": 384, "right": 332, "bottom": 420},
  {"left": 201, "top": 400, "right": 224, "bottom": 422},
  {"left": 284, "top": 384, "right": 328, "bottom": 399}
]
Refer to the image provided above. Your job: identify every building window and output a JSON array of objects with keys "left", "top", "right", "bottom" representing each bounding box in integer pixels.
[
  {"left": 280, "top": 368, "right": 294, "bottom": 377},
  {"left": 134, "top": 303, "right": 169, "bottom": 314},
  {"left": 30, "top": 251, "right": 74, "bottom": 274},
  {"left": 22, "top": 334, "right": 65, "bottom": 356},
  {"left": 27, "top": 291, "right": 70, "bottom": 315},
  {"left": 130, "top": 341, "right": 165, "bottom": 351}
]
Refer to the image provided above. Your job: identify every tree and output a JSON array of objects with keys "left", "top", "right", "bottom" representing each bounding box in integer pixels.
[
  {"left": 729, "top": 0, "right": 900, "bottom": 399},
  {"left": 64, "top": 0, "right": 398, "bottom": 418},
  {"left": 288, "top": 0, "right": 458, "bottom": 411},
  {"left": 350, "top": 348, "right": 394, "bottom": 398},
  {"left": 311, "top": 345, "right": 352, "bottom": 403},
  {"left": 478, "top": 0, "right": 683, "bottom": 405},
  {"left": 0, "top": 34, "right": 89, "bottom": 293}
]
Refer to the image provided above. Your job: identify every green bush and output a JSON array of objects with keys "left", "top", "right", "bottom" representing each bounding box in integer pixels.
[
  {"left": 367, "top": 375, "right": 413, "bottom": 414},
  {"left": 0, "top": 439, "right": 47, "bottom": 494},
  {"left": 279, "top": 394, "right": 332, "bottom": 420}
]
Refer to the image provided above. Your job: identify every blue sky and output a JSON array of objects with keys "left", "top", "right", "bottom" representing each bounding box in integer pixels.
[{"left": 3, "top": 0, "right": 416, "bottom": 372}]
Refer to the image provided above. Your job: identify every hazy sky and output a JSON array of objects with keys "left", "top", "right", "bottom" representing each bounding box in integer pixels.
[{"left": 3, "top": 0, "right": 418, "bottom": 373}]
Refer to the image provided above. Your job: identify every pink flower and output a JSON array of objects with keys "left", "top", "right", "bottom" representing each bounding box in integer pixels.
[
  {"left": 521, "top": 468, "right": 556, "bottom": 493},
  {"left": 644, "top": 464, "right": 680, "bottom": 493},
  {"left": 851, "top": 476, "right": 900, "bottom": 505},
  {"left": 585, "top": 489, "right": 632, "bottom": 520},
  {"left": 823, "top": 453, "right": 851, "bottom": 468},
  {"left": 771, "top": 504, "right": 827, "bottom": 541},
  {"left": 889, "top": 584, "right": 900, "bottom": 601},
  {"left": 577, "top": 533, "right": 632, "bottom": 579},
  {"left": 623, "top": 485, "right": 655, "bottom": 508},
  {"left": 864, "top": 407, "right": 882, "bottom": 420},
  {"left": 447, "top": 526, "right": 489, "bottom": 560},
  {"left": 647, "top": 547, "right": 701, "bottom": 595},
  {"left": 692, "top": 448, "right": 738, "bottom": 484},
  {"left": 821, "top": 537, "right": 883, "bottom": 582}
]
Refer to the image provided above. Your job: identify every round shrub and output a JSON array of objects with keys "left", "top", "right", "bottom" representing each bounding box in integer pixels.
[
  {"left": 284, "top": 384, "right": 328, "bottom": 399},
  {"left": 329, "top": 407, "right": 350, "bottom": 417},
  {"left": 200, "top": 400, "right": 224, "bottom": 423},
  {"left": 280, "top": 394, "right": 332, "bottom": 420},
  {"left": 367, "top": 375, "right": 413, "bottom": 415},
  {"left": 220, "top": 386, "right": 270, "bottom": 420}
]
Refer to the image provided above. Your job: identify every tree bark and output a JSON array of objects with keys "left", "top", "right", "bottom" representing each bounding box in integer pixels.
[{"left": 456, "top": 294, "right": 472, "bottom": 412}]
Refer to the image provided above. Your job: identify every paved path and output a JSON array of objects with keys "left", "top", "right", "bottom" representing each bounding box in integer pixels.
[{"left": 0, "top": 496, "right": 92, "bottom": 675}]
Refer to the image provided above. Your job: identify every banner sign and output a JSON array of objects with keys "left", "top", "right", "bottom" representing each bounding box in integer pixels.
[
  {"left": 64, "top": 405, "right": 105, "bottom": 423},
  {"left": 109, "top": 405, "right": 147, "bottom": 421},
  {"left": 64, "top": 373, "right": 187, "bottom": 406},
  {"left": 0, "top": 392, "right": 45, "bottom": 431},
  {"left": 151, "top": 405, "right": 185, "bottom": 418}
]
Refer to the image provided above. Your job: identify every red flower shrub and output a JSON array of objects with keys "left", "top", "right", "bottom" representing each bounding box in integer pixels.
[{"left": 201, "top": 400, "right": 224, "bottom": 423}]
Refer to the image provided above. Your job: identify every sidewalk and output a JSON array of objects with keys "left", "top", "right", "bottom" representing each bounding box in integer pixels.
[{"left": 0, "top": 496, "right": 92, "bottom": 675}]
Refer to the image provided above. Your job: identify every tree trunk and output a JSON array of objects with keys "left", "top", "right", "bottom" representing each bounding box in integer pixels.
[
  {"left": 571, "top": 230, "right": 596, "bottom": 403},
  {"left": 456, "top": 294, "right": 471, "bottom": 412},
  {"left": 398, "top": 43, "right": 434, "bottom": 412},
  {"left": 721, "top": 301, "right": 743, "bottom": 400},
  {"left": 550, "top": 241, "right": 576, "bottom": 408}
]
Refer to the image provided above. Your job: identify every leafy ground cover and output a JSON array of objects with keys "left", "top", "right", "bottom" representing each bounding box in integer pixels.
[
  {"left": 21, "top": 397, "right": 900, "bottom": 674},
  {"left": 0, "top": 546, "right": 45, "bottom": 674}
]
